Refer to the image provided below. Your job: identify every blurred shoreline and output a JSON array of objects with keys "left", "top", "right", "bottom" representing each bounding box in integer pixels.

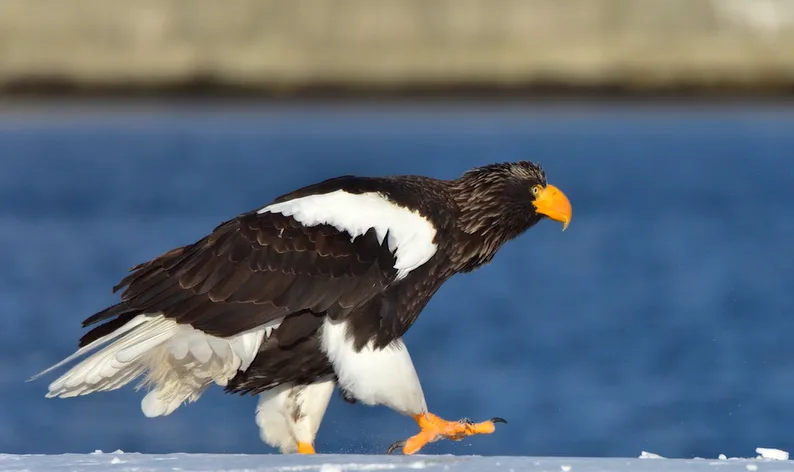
[
  {"left": 4, "top": 0, "right": 794, "bottom": 101},
  {"left": 4, "top": 81, "right": 794, "bottom": 103},
  {"left": 3, "top": 96, "right": 794, "bottom": 117}
]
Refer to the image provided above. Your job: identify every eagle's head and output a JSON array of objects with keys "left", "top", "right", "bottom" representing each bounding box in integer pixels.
[{"left": 450, "top": 160, "right": 572, "bottom": 270}]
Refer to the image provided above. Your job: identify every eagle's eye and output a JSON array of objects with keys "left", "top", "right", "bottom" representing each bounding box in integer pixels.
[{"left": 530, "top": 184, "right": 543, "bottom": 197}]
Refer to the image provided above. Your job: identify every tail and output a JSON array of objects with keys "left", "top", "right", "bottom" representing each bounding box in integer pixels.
[{"left": 31, "top": 313, "right": 268, "bottom": 418}]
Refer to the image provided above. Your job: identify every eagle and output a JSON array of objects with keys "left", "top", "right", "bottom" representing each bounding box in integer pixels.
[{"left": 33, "top": 161, "right": 572, "bottom": 455}]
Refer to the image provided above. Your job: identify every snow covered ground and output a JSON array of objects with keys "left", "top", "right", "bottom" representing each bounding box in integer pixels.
[{"left": 1, "top": 449, "right": 792, "bottom": 472}]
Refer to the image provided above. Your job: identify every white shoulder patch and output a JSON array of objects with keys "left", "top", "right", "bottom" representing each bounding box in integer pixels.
[{"left": 259, "top": 190, "right": 437, "bottom": 280}]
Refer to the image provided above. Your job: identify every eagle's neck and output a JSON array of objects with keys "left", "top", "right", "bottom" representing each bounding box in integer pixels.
[{"left": 445, "top": 175, "right": 538, "bottom": 272}]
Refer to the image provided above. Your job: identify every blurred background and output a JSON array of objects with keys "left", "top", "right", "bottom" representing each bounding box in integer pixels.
[{"left": 2, "top": 0, "right": 794, "bottom": 460}]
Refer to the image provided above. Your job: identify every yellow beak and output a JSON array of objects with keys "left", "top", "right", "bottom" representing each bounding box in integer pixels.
[{"left": 532, "top": 184, "right": 572, "bottom": 231}]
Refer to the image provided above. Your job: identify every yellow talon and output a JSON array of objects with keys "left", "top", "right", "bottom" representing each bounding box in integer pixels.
[
  {"left": 297, "top": 442, "right": 316, "bottom": 454},
  {"left": 387, "top": 413, "right": 506, "bottom": 455}
]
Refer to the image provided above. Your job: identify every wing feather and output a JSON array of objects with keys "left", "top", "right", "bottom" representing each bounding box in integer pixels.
[
  {"left": 207, "top": 265, "right": 252, "bottom": 302},
  {"left": 79, "top": 209, "right": 399, "bottom": 344}
]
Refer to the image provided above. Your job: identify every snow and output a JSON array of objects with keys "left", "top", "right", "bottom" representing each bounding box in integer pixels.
[
  {"left": 640, "top": 451, "right": 666, "bottom": 459},
  {"left": 756, "top": 448, "right": 789, "bottom": 461},
  {"left": 1, "top": 451, "right": 792, "bottom": 472}
]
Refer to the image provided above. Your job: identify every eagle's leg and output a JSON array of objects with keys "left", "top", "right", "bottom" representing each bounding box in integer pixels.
[
  {"left": 255, "top": 378, "right": 335, "bottom": 455},
  {"left": 321, "top": 320, "right": 505, "bottom": 455},
  {"left": 386, "top": 413, "right": 507, "bottom": 455}
]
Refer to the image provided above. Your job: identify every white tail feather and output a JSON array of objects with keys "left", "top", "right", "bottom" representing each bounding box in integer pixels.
[
  {"left": 28, "top": 314, "right": 150, "bottom": 383},
  {"left": 36, "top": 313, "right": 274, "bottom": 417},
  {"left": 46, "top": 315, "right": 176, "bottom": 396}
]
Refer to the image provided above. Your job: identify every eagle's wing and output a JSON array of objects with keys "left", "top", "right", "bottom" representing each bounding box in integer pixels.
[
  {"left": 80, "top": 184, "right": 439, "bottom": 348},
  {"left": 80, "top": 210, "right": 398, "bottom": 347}
]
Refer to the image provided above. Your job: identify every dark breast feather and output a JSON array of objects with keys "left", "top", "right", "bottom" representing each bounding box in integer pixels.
[{"left": 78, "top": 210, "right": 399, "bottom": 347}]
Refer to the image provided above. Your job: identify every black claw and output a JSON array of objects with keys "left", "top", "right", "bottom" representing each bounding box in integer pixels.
[
  {"left": 490, "top": 417, "right": 508, "bottom": 424},
  {"left": 386, "top": 440, "right": 406, "bottom": 455},
  {"left": 339, "top": 389, "right": 358, "bottom": 405}
]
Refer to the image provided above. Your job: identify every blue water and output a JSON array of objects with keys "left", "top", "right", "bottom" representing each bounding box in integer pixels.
[{"left": 1, "top": 102, "right": 793, "bottom": 459}]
